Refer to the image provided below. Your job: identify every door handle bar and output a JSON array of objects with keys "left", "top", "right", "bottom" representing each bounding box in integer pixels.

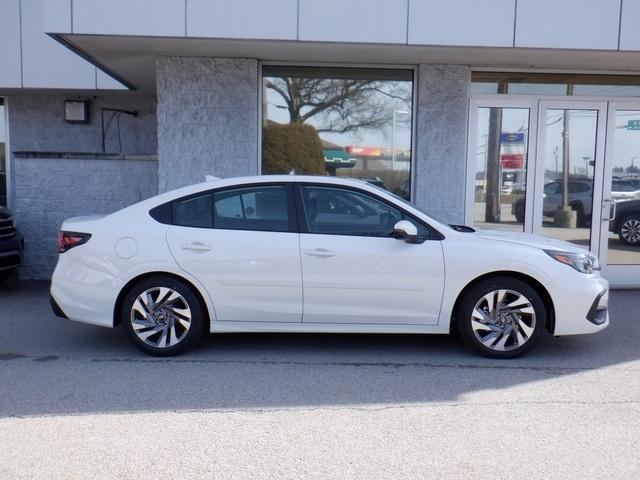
[
  {"left": 304, "top": 248, "right": 336, "bottom": 257},
  {"left": 602, "top": 199, "right": 616, "bottom": 222},
  {"left": 181, "top": 242, "right": 212, "bottom": 252}
]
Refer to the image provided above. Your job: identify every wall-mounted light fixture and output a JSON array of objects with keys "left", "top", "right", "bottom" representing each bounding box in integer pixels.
[{"left": 64, "top": 100, "right": 90, "bottom": 124}]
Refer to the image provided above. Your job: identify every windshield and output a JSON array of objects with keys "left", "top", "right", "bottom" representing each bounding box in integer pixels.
[{"left": 363, "top": 181, "right": 463, "bottom": 231}]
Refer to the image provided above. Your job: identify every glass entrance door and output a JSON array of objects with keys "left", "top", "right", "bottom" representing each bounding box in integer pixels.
[
  {"left": 468, "top": 97, "right": 640, "bottom": 287},
  {"left": 466, "top": 98, "right": 537, "bottom": 231},
  {"left": 534, "top": 101, "right": 607, "bottom": 253},
  {"left": 598, "top": 103, "right": 640, "bottom": 286}
]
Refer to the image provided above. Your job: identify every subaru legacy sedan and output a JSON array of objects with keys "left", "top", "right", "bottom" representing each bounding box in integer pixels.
[{"left": 50, "top": 175, "right": 609, "bottom": 358}]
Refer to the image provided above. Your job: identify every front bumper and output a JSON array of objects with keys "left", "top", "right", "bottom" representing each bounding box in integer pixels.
[
  {"left": 0, "top": 231, "right": 23, "bottom": 271},
  {"left": 549, "top": 271, "right": 609, "bottom": 336}
]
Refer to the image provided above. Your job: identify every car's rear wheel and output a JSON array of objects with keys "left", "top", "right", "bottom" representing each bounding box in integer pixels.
[
  {"left": 618, "top": 213, "right": 640, "bottom": 246},
  {"left": 456, "top": 276, "right": 546, "bottom": 359},
  {"left": 122, "top": 276, "right": 205, "bottom": 356}
]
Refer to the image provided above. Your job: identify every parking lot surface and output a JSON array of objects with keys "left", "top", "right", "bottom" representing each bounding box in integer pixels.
[{"left": 0, "top": 280, "right": 639, "bottom": 480}]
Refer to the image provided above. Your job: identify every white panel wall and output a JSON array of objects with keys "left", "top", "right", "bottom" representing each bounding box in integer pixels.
[
  {"left": 188, "top": 0, "right": 297, "bottom": 40},
  {"left": 299, "top": 0, "right": 408, "bottom": 44},
  {"left": 409, "top": 0, "right": 515, "bottom": 47},
  {"left": 73, "top": 0, "right": 185, "bottom": 37},
  {"left": 619, "top": 0, "right": 640, "bottom": 51},
  {"left": 21, "top": 0, "right": 95, "bottom": 89},
  {"left": 0, "top": 0, "right": 22, "bottom": 87},
  {"left": 43, "top": 0, "right": 70, "bottom": 32},
  {"left": 515, "top": 0, "right": 620, "bottom": 50}
]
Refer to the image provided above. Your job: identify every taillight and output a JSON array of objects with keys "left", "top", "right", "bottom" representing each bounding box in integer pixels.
[{"left": 58, "top": 231, "right": 91, "bottom": 253}]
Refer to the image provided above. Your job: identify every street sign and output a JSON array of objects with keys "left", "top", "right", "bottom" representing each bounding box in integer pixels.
[
  {"left": 627, "top": 120, "right": 640, "bottom": 130},
  {"left": 500, "top": 132, "right": 525, "bottom": 144},
  {"left": 501, "top": 153, "right": 524, "bottom": 169}
]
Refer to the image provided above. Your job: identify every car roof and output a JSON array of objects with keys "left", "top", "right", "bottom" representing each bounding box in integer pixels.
[{"left": 156, "top": 175, "right": 377, "bottom": 200}]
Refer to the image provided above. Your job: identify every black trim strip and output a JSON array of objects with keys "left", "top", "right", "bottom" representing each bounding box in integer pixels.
[{"left": 47, "top": 33, "right": 136, "bottom": 91}]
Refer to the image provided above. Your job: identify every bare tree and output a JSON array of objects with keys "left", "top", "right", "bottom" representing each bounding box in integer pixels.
[{"left": 265, "top": 77, "right": 411, "bottom": 134}]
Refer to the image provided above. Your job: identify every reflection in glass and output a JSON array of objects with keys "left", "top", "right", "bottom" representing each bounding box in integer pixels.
[
  {"left": 473, "top": 108, "right": 530, "bottom": 232},
  {"left": 607, "top": 110, "right": 640, "bottom": 265},
  {"left": 0, "top": 100, "right": 6, "bottom": 206},
  {"left": 262, "top": 67, "right": 413, "bottom": 199},
  {"left": 539, "top": 109, "right": 597, "bottom": 249}
]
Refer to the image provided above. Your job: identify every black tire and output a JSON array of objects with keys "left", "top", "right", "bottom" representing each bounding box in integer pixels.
[
  {"left": 514, "top": 201, "right": 525, "bottom": 224},
  {"left": 571, "top": 203, "right": 587, "bottom": 228},
  {"left": 456, "top": 276, "right": 546, "bottom": 359},
  {"left": 617, "top": 212, "right": 640, "bottom": 246},
  {"left": 121, "top": 276, "right": 205, "bottom": 356},
  {"left": 0, "top": 269, "right": 15, "bottom": 284}
]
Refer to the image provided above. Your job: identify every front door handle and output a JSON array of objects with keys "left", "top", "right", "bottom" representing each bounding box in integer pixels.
[
  {"left": 304, "top": 248, "right": 336, "bottom": 257},
  {"left": 181, "top": 241, "right": 212, "bottom": 252}
]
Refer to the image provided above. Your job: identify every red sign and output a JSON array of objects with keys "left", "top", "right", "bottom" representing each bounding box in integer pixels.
[{"left": 501, "top": 153, "right": 524, "bottom": 169}]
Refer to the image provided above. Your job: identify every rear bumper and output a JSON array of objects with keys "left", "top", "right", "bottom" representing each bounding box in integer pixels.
[
  {"left": 50, "top": 295, "right": 68, "bottom": 319},
  {"left": 51, "top": 254, "right": 122, "bottom": 328}
]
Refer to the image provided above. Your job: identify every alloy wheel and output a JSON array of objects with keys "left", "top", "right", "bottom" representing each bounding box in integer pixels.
[
  {"left": 621, "top": 218, "right": 640, "bottom": 244},
  {"left": 471, "top": 289, "right": 536, "bottom": 352},
  {"left": 130, "top": 287, "right": 192, "bottom": 348}
]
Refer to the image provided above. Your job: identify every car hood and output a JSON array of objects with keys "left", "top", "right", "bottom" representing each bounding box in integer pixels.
[{"left": 473, "top": 229, "right": 590, "bottom": 255}]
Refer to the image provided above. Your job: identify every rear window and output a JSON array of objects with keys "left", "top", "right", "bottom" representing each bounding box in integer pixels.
[
  {"left": 213, "top": 185, "right": 290, "bottom": 232},
  {"left": 175, "top": 194, "right": 213, "bottom": 228},
  {"left": 155, "top": 184, "right": 293, "bottom": 232}
]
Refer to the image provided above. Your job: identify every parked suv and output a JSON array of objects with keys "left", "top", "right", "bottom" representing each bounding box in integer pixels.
[
  {"left": 513, "top": 179, "right": 593, "bottom": 226},
  {"left": 610, "top": 198, "right": 640, "bottom": 246},
  {"left": 0, "top": 205, "right": 24, "bottom": 283}
]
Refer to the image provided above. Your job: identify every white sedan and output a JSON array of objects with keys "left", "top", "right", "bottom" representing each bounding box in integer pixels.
[{"left": 50, "top": 175, "right": 609, "bottom": 358}]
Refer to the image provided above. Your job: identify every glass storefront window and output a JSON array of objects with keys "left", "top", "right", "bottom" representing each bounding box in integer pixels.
[
  {"left": 473, "top": 107, "right": 531, "bottom": 232},
  {"left": 262, "top": 66, "right": 414, "bottom": 199},
  {"left": 472, "top": 73, "right": 640, "bottom": 98},
  {"left": 0, "top": 99, "right": 7, "bottom": 206}
]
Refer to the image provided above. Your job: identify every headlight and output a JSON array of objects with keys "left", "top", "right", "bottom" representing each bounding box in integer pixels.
[{"left": 544, "top": 250, "right": 601, "bottom": 274}]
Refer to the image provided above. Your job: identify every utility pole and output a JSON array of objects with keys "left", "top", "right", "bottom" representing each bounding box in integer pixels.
[{"left": 485, "top": 80, "right": 507, "bottom": 223}]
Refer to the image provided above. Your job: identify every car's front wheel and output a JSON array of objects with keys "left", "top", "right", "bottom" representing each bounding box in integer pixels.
[
  {"left": 618, "top": 213, "right": 640, "bottom": 246},
  {"left": 456, "top": 276, "right": 546, "bottom": 359},
  {"left": 122, "top": 276, "right": 205, "bottom": 356}
]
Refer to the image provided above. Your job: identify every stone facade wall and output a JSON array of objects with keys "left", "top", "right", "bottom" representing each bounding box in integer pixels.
[
  {"left": 413, "top": 64, "right": 470, "bottom": 225},
  {"left": 156, "top": 56, "right": 259, "bottom": 192},
  {"left": 7, "top": 94, "right": 157, "bottom": 154},
  {"left": 6, "top": 92, "right": 158, "bottom": 279},
  {"left": 13, "top": 155, "right": 158, "bottom": 279}
]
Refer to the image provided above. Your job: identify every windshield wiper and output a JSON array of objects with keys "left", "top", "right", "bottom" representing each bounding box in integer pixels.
[{"left": 449, "top": 224, "right": 475, "bottom": 232}]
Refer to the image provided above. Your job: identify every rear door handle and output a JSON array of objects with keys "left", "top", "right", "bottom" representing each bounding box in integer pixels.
[
  {"left": 181, "top": 241, "right": 212, "bottom": 252},
  {"left": 304, "top": 248, "right": 336, "bottom": 257}
]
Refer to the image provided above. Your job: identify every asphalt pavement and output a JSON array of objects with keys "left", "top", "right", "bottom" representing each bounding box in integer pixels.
[{"left": 0, "top": 280, "right": 639, "bottom": 479}]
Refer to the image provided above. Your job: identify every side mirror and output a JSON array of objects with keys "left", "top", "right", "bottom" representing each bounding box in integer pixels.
[{"left": 393, "top": 220, "right": 419, "bottom": 243}]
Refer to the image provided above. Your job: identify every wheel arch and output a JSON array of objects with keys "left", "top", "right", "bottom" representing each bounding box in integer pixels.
[
  {"left": 450, "top": 270, "right": 556, "bottom": 335},
  {"left": 113, "top": 271, "right": 212, "bottom": 330}
]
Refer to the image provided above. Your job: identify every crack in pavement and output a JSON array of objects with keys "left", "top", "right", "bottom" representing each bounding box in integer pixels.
[
  {"left": 2, "top": 399, "right": 639, "bottom": 420},
  {"left": 2, "top": 351, "right": 639, "bottom": 373}
]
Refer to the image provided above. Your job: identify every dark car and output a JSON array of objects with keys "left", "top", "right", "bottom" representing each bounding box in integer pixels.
[
  {"left": 0, "top": 205, "right": 24, "bottom": 283},
  {"left": 610, "top": 199, "right": 640, "bottom": 246}
]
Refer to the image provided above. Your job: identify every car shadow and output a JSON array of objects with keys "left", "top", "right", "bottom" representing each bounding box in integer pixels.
[{"left": 0, "top": 281, "right": 638, "bottom": 417}]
